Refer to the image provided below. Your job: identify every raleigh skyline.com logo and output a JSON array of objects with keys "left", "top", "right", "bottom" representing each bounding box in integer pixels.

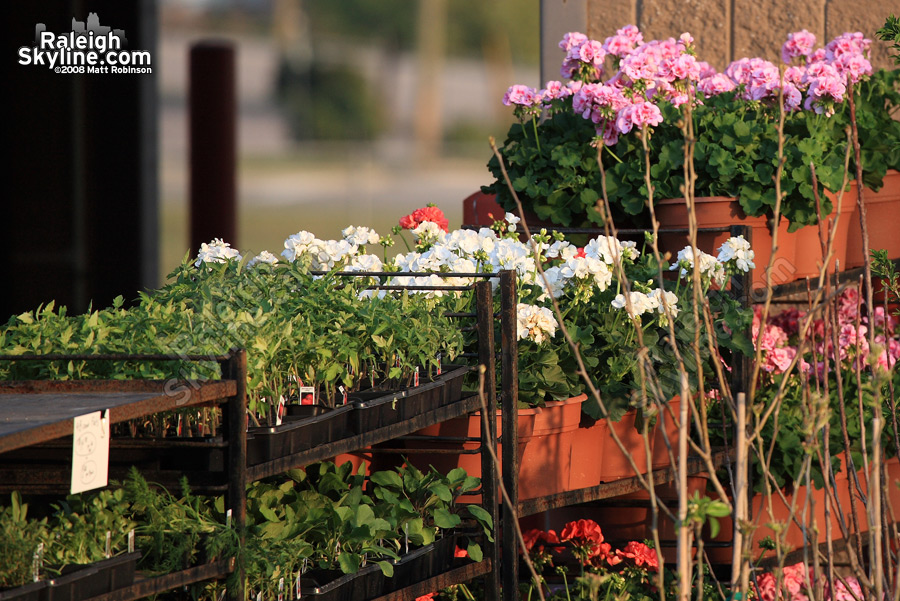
[{"left": 18, "top": 13, "right": 152, "bottom": 74}]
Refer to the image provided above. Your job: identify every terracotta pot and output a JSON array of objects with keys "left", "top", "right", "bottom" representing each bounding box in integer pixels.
[
  {"left": 707, "top": 455, "right": 900, "bottom": 563},
  {"left": 651, "top": 396, "right": 682, "bottom": 469},
  {"left": 519, "top": 395, "right": 587, "bottom": 499},
  {"left": 844, "top": 170, "right": 900, "bottom": 268},
  {"left": 568, "top": 416, "right": 607, "bottom": 490},
  {"left": 600, "top": 409, "right": 653, "bottom": 482},
  {"left": 655, "top": 196, "right": 803, "bottom": 290},
  {"left": 461, "top": 190, "right": 563, "bottom": 231},
  {"left": 404, "top": 396, "right": 589, "bottom": 501},
  {"left": 790, "top": 201, "right": 853, "bottom": 280}
]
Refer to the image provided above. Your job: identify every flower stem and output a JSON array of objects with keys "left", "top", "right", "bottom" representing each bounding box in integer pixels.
[
  {"left": 532, "top": 116, "right": 543, "bottom": 154},
  {"left": 604, "top": 144, "right": 624, "bottom": 164}
]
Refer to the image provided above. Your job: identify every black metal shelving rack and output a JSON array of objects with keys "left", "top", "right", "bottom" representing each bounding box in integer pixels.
[{"left": 0, "top": 271, "right": 515, "bottom": 601}]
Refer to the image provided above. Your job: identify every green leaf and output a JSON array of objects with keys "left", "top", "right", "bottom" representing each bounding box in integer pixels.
[
  {"left": 369, "top": 470, "right": 403, "bottom": 490},
  {"left": 466, "top": 541, "right": 483, "bottom": 562},
  {"left": 376, "top": 560, "right": 394, "bottom": 577},
  {"left": 338, "top": 553, "right": 360, "bottom": 574},
  {"left": 432, "top": 508, "right": 461, "bottom": 529}
]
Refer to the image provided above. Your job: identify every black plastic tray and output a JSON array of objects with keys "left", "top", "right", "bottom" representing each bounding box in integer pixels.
[{"left": 246, "top": 403, "right": 354, "bottom": 465}]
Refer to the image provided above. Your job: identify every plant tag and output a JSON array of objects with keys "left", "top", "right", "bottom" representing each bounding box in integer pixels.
[
  {"left": 226, "top": 509, "right": 232, "bottom": 529},
  {"left": 404, "top": 523, "right": 409, "bottom": 554},
  {"left": 302, "top": 558, "right": 308, "bottom": 574},
  {"left": 128, "top": 529, "right": 135, "bottom": 553},
  {"left": 32, "top": 543, "right": 43, "bottom": 582},
  {"left": 361, "top": 553, "right": 367, "bottom": 567},
  {"left": 217, "top": 589, "right": 226, "bottom": 601},
  {"left": 437, "top": 354, "right": 442, "bottom": 375},
  {"left": 105, "top": 531, "right": 111, "bottom": 558},
  {"left": 278, "top": 577, "right": 284, "bottom": 601},
  {"left": 71, "top": 410, "right": 110, "bottom": 494},
  {"left": 177, "top": 414, "right": 183, "bottom": 437},
  {"left": 276, "top": 396, "right": 286, "bottom": 426},
  {"left": 339, "top": 386, "right": 347, "bottom": 405},
  {"left": 296, "top": 573, "right": 302, "bottom": 599},
  {"left": 299, "top": 386, "right": 315, "bottom": 405},
  {"left": 257, "top": 593, "right": 262, "bottom": 601},
  {"left": 414, "top": 367, "right": 420, "bottom": 387}
]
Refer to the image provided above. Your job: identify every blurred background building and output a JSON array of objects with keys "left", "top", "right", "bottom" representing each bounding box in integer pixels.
[{"left": 2, "top": 0, "right": 895, "bottom": 318}]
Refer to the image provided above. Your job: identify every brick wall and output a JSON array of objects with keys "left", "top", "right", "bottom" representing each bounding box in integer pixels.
[{"left": 541, "top": 0, "right": 899, "bottom": 81}]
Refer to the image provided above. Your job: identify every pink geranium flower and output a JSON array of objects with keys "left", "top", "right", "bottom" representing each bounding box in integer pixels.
[{"left": 782, "top": 30, "right": 817, "bottom": 64}]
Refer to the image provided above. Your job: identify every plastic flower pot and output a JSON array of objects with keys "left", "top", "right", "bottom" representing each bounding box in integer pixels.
[
  {"left": 845, "top": 169, "right": 900, "bottom": 268},
  {"left": 0, "top": 580, "right": 47, "bottom": 601},
  {"left": 599, "top": 408, "right": 653, "bottom": 482},
  {"left": 655, "top": 196, "right": 800, "bottom": 289},
  {"left": 518, "top": 395, "right": 587, "bottom": 499},
  {"left": 246, "top": 403, "right": 354, "bottom": 465}
]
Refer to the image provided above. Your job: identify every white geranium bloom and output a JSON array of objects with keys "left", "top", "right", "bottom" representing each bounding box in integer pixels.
[
  {"left": 504, "top": 212, "right": 521, "bottom": 232},
  {"left": 476, "top": 228, "right": 498, "bottom": 254},
  {"left": 670, "top": 246, "right": 725, "bottom": 285},
  {"left": 516, "top": 303, "right": 559, "bottom": 343},
  {"left": 584, "top": 236, "right": 639, "bottom": 265},
  {"left": 247, "top": 250, "right": 278, "bottom": 267},
  {"left": 342, "top": 225, "right": 380, "bottom": 246},
  {"left": 539, "top": 266, "right": 567, "bottom": 300},
  {"left": 347, "top": 253, "right": 384, "bottom": 272},
  {"left": 648, "top": 288, "right": 679, "bottom": 325},
  {"left": 195, "top": 238, "right": 241, "bottom": 267},
  {"left": 412, "top": 221, "right": 446, "bottom": 245},
  {"left": 443, "top": 230, "right": 482, "bottom": 255},
  {"left": 558, "top": 256, "right": 612, "bottom": 292},
  {"left": 717, "top": 235, "right": 755, "bottom": 273},
  {"left": 545, "top": 240, "right": 578, "bottom": 261},
  {"left": 611, "top": 291, "right": 659, "bottom": 318},
  {"left": 281, "top": 231, "right": 319, "bottom": 262}
]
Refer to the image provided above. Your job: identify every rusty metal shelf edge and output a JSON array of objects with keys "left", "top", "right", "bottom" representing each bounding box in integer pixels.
[
  {"left": 367, "top": 559, "right": 491, "bottom": 601},
  {"left": 247, "top": 394, "right": 484, "bottom": 481},
  {"left": 82, "top": 558, "right": 234, "bottom": 601},
  {"left": 516, "top": 449, "right": 732, "bottom": 517}
]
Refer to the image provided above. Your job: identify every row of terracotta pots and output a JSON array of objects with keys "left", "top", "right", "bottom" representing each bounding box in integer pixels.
[
  {"left": 464, "top": 170, "right": 900, "bottom": 290},
  {"left": 401, "top": 394, "right": 682, "bottom": 502}
]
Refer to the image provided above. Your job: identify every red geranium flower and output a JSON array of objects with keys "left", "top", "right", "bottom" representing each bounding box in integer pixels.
[
  {"left": 616, "top": 540, "right": 659, "bottom": 571},
  {"left": 454, "top": 546, "right": 469, "bottom": 558},
  {"left": 399, "top": 205, "right": 450, "bottom": 233},
  {"left": 399, "top": 213, "right": 417, "bottom": 229},
  {"left": 412, "top": 206, "right": 449, "bottom": 232},
  {"left": 523, "top": 528, "right": 559, "bottom": 554},
  {"left": 415, "top": 594, "right": 436, "bottom": 601}
]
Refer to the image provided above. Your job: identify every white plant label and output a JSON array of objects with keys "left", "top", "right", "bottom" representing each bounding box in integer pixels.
[
  {"left": 70, "top": 410, "right": 110, "bottom": 494},
  {"left": 276, "top": 396, "right": 286, "bottom": 426}
]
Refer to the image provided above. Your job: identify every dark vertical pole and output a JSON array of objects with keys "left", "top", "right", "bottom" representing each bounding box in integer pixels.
[
  {"left": 190, "top": 41, "right": 237, "bottom": 253},
  {"left": 475, "top": 281, "right": 500, "bottom": 601},
  {"left": 499, "top": 270, "right": 519, "bottom": 600},
  {"left": 220, "top": 349, "right": 247, "bottom": 601}
]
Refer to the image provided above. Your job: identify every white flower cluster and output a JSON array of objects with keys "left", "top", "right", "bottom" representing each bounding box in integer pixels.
[
  {"left": 195, "top": 238, "right": 242, "bottom": 267},
  {"left": 669, "top": 245, "right": 726, "bottom": 286},
  {"left": 516, "top": 303, "right": 559, "bottom": 343},
  {"left": 611, "top": 288, "right": 679, "bottom": 323},
  {"left": 282, "top": 230, "right": 378, "bottom": 271},
  {"left": 247, "top": 250, "right": 279, "bottom": 267},
  {"left": 411, "top": 222, "right": 447, "bottom": 246},
  {"left": 342, "top": 225, "right": 380, "bottom": 246},
  {"left": 584, "top": 236, "right": 640, "bottom": 264},
  {"left": 716, "top": 235, "right": 755, "bottom": 273}
]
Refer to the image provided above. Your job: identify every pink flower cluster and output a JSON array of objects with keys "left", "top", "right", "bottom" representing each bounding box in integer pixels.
[
  {"left": 756, "top": 562, "right": 864, "bottom": 601},
  {"left": 502, "top": 25, "right": 875, "bottom": 143},
  {"left": 754, "top": 287, "right": 900, "bottom": 378}
]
